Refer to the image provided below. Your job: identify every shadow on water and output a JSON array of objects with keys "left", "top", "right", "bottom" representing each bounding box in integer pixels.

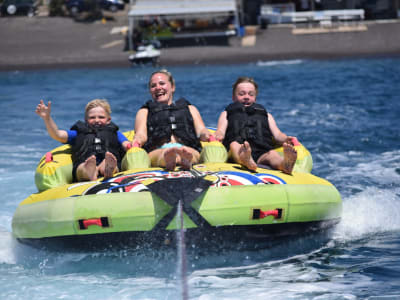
[
  {"left": 12, "top": 238, "right": 180, "bottom": 277},
  {"left": 188, "top": 229, "right": 337, "bottom": 270},
  {"left": 10, "top": 228, "right": 336, "bottom": 278}
]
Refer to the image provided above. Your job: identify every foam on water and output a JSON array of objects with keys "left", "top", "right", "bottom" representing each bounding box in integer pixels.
[
  {"left": 334, "top": 187, "right": 400, "bottom": 240},
  {"left": 316, "top": 147, "right": 400, "bottom": 241},
  {"left": 314, "top": 148, "right": 400, "bottom": 195},
  {"left": 188, "top": 246, "right": 365, "bottom": 299},
  {"left": 0, "top": 169, "right": 36, "bottom": 214},
  {"left": 1, "top": 58, "right": 399, "bottom": 299},
  {"left": 0, "top": 229, "right": 16, "bottom": 264},
  {"left": 1, "top": 139, "right": 397, "bottom": 299},
  {"left": 256, "top": 59, "right": 304, "bottom": 67},
  {"left": 351, "top": 150, "right": 400, "bottom": 184}
]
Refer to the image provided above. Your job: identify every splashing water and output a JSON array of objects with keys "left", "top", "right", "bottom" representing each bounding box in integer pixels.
[
  {"left": 1, "top": 58, "right": 400, "bottom": 299},
  {"left": 177, "top": 200, "right": 189, "bottom": 300}
]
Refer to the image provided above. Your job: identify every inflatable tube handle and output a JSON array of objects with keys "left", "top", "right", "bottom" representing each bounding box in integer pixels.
[
  {"left": 291, "top": 137, "right": 300, "bottom": 146},
  {"left": 132, "top": 141, "right": 140, "bottom": 148},
  {"left": 208, "top": 135, "right": 217, "bottom": 142},
  {"left": 78, "top": 217, "right": 110, "bottom": 230},
  {"left": 262, "top": 209, "right": 279, "bottom": 218},
  {"left": 252, "top": 208, "right": 282, "bottom": 219},
  {"left": 45, "top": 152, "right": 53, "bottom": 163},
  {"left": 83, "top": 219, "right": 102, "bottom": 228}
]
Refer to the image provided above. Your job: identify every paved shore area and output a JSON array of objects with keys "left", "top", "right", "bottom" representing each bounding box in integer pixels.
[{"left": 1, "top": 14, "right": 400, "bottom": 71}]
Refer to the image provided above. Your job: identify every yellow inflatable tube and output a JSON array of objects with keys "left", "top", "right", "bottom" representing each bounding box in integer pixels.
[{"left": 34, "top": 130, "right": 311, "bottom": 192}]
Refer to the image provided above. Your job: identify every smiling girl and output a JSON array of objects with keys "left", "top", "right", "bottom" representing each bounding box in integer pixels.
[
  {"left": 35, "top": 99, "right": 131, "bottom": 181},
  {"left": 214, "top": 77, "right": 297, "bottom": 174},
  {"left": 133, "top": 69, "right": 210, "bottom": 171}
]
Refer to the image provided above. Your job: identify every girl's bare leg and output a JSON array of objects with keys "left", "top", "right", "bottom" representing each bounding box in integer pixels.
[
  {"left": 280, "top": 142, "right": 297, "bottom": 174},
  {"left": 149, "top": 148, "right": 179, "bottom": 170},
  {"left": 149, "top": 147, "right": 200, "bottom": 171},
  {"left": 177, "top": 147, "right": 193, "bottom": 170},
  {"left": 163, "top": 147, "right": 179, "bottom": 171},
  {"left": 149, "top": 149, "right": 164, "bottom": 167},
  {"left": 103, "top": 151, "right": 118, "bottom": 179},
  {"left": 231, "top": 141, "right": 257, "bottom": 171},
  {"left": 76, "top": 155, "right": 97, "bottom": 181},
  {"left": 257, "top": 143, "right": 297, "bottom": 174}
]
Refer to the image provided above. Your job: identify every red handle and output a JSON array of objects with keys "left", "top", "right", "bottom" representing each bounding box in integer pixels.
[
  {"left": 82, "top": 218, "right": 103, "bottom": 229},
  {"left": 45, "top": 152, "right": 53, "bottom": 163},
  {"left": 208, "top": 135, "right": 216, "bottom": 142},
  {"left": 291, "top": 137, "right": 300, "bottom": 146},
  {"left": 132, "top": 141, "right": 140, "bottom": 148},
  {"left": 78, "top": 217, "right": 109, "bottom": 230},
  {"left": 259, "top": 209, "right": 279, "bottom": 219}
]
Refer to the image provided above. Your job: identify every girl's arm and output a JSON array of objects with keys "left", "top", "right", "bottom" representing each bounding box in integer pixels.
[
  {"left": 132, "top": 108, "right": 149, "bottom": 147},
  {"left": 117, "top": 132, "right": 132, "bottom": 151},
  {"left": 267, "top": 113, "right": 294, "bottom": 145},
  {"left": 188, "top": 105, "right": 210, "bottom": 142},
  {"left": 35, "top": 100, "right": 68, "bottom": 143},
  {"left": 214, "top": 111, "right": 228, "bottom": 142}
]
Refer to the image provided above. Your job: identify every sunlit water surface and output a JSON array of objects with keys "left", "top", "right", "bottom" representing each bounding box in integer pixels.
[{"left": 0, "top": 58, "right": 399, "bottom": 299}]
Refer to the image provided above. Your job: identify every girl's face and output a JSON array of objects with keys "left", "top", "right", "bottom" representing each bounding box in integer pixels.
[
  {"left": 233, "top": 82, "right": 257, "bottom": 106},
  {"left": 86, "top": 106, "right": 111, "bottom": 128},
  {"left": 149, "top": 73, "right": 175, "bottom": 104}
]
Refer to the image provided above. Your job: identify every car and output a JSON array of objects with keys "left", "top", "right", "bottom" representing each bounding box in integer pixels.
[
  {"left": 65, "top": 0, "right": 124, "bottom": 16},
  {"left": 0, "top": 0, "right": 37, "bottom": 16},
  {"left": 64, "top": 0, "right": 87, "bottom": 16},
  {"left": 100, "top": 0, "right": 124, "bottom": 12}
]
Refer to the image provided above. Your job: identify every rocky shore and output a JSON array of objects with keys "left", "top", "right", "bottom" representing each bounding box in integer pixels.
[{"left": 1, "top": 14, "right": 400, "bottom": 71}]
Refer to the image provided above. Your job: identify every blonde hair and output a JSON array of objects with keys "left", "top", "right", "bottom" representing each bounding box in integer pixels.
[
  {"left": 232, "top": 77, "right": 259, "bottom": 96},
  {"left": 149, "top": 69, "right": 175, "bottom": 88},
  {"left": 85, "top": 99, "right": 111, "bottom": 120}
]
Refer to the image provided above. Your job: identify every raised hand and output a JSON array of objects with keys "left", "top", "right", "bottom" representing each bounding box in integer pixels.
[{"left": 35, "top": 100, "right": 51, "bottom": 119}]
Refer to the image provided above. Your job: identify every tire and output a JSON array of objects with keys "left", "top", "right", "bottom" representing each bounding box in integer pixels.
[
  {"left": 109, "top": 4, "right": 117, "bottom": 12},
  {"left": 70, "top": 5, "right": 79, "bottom": 16},
  {"left": 7, "top": 4, "right": 17, "bottom": 15},
  {"left": 27, "top": 8, "right": 34, "bottom": 17}
]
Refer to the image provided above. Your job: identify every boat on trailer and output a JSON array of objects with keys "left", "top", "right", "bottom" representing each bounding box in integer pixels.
[{"left": 128, "top": 44, "right": 161, "bottom": 66}]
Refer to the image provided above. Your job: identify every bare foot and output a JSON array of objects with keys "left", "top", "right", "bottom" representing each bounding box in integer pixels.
[
  {"left": 280, "top": 142, "right": 297, "bottom": 174},
  {"left": 84, "top": 155, "right": 97, "bottom": 181},
  {"left": 164, "top": 147, "right": 178, "bottom": 171},
  {"left": 104, "top": 152, "right": 117, "bottom": 179},
  {"left": 238, "top": 141, "right": 257, "bottom": 171},
  {"left": 178, "top": 147, "right": 193, "bottom": 170}
]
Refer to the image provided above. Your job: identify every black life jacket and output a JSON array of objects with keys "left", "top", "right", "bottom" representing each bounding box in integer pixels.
[
  {"left": 70, "top": 121, "right": 125, "bottom": 170},
  {"left": 223, "top": 102, "right": 275, "bottom": 152},
  {"left": 141, "top": 98, "right": 202, "bottom": 152}
]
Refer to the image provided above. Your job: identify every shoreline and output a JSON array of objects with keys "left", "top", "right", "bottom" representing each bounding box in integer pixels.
[
  {"left": 3, "top": 50, "right": 400, "bottom": 72},
  {"left": 1, "top": 17, "right": 400, "bottom": 71}
]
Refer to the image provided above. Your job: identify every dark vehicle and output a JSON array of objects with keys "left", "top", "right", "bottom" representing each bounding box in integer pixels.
[
  {"left": 363, "top": 0, "right": 398, "bottom": 19},
  {"left": 0, "top": 0, "right": 37, "bottom": 16},
  {"left": 65, "top": 0, "right": 124, "bottom": 16},
  {"left": 100, "top": 0, "right": 123, "bottom": 12}
]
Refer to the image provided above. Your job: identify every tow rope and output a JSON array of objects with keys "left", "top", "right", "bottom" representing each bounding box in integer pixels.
[{"left": 146, "top": 177, "right": 212, "bottom": 300}]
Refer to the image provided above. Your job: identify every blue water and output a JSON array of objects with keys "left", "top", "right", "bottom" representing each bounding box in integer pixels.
[{"left": 1, "top": 58, "right": 400, "bottom": 299}]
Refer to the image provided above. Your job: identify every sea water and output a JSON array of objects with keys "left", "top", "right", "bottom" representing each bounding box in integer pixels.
[{"left": 0, "top": 58, "right": 399, "bottom": 299}]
